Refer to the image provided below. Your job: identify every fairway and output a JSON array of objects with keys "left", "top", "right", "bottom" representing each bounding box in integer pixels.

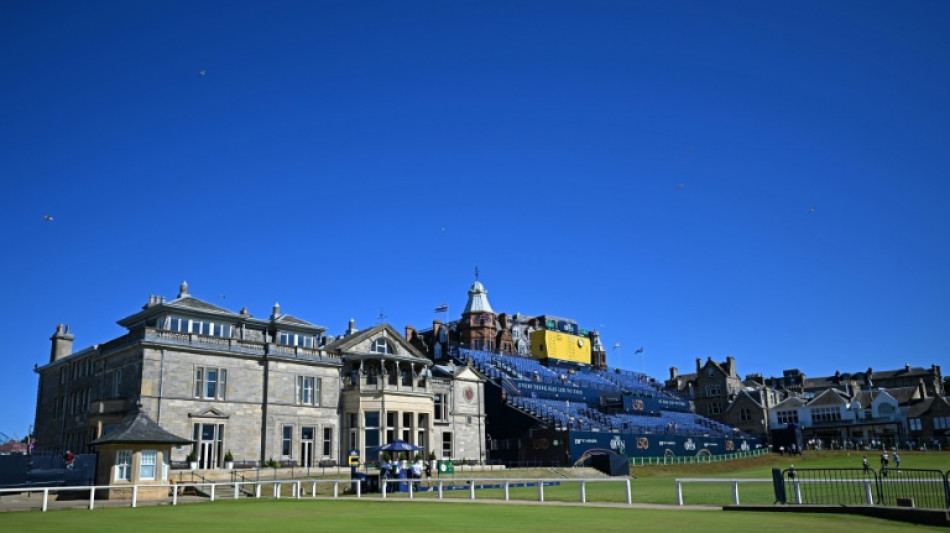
[
  {"left": 0, "top": 499, "right": 945, "bottom": 533},
  {"left": 3, "top": 452, "right": 948, "bottom": 532}
]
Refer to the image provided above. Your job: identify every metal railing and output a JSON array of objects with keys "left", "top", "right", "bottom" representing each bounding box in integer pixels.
[
  {"left": 376, "top": 477, "right": 631, "bottom": 504},
  {"left": 674, "top": 478, "right": 772, "bottom": 506},
  {"left": 632, "top": 448, "right": 767, "bottom": 466},
  {"left": 0, "top": 476, "right": 633, "bottom": 512},
  {"left": 778, "top": 467, "right": 950, "bottom": 510}
]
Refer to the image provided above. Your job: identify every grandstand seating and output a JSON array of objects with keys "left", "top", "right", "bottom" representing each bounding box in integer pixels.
[{"left": 457, "top": 348, "right": 748, "bottom": 439}]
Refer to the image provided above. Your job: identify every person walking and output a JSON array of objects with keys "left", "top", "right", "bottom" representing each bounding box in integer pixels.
[
  {"left": 63, "top": 450, "right": 75, "bottom": 470},
  {"left": 862, "top": 455, "right": 869, "bottom": 474},
  {"left": 893, "top": 452, "right": 900, "bottom": 469}
]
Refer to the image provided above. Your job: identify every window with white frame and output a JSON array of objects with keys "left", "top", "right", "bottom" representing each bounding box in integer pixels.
[
  {"left": 115, "top": 450, "right": 132, "bottom": 482},
  {"left": 295, "top": 376, "right": 320, "bottom": 406},
  {"left": 364, "top": 411, "right": 380, "bottom": 449},
  {"left": 282, "top": 425, "right": 293, "bottom": 457},
  {"left": 372, "top": 338, "right": 393, "bottom": 354},
  {"left": 811, "top": 407, "right": 841, "bottom": 423},
  {"left": 279, "top": 332, "right": 315, "bottom": 348},
  {"left": 776, "top": 410, "right": 799, "bottom": 424},
  {"left": 140, "top": 450, "right": 157, "bottom": 480},
  {"left": 323, "top": 427, "right": 333, "bottom": 457},
  {"left": 707, "top": 402, "right": 721, "bottom": 415},
  {"left": 705, "top": 384, "right": 721, "bottom": 396},
  {"left": 194, "top": 367, "right": 227, "bottom": 400},
  {"left": 434, "top": 393, "right": 448, "bottom": 421},
  {"left": 169, "top": 316, "right": 232, "bottom": 338}
]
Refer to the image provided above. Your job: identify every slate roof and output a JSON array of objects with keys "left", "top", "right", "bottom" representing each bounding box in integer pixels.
[
  {"left": 167, "top": 295, "right": 239, "bottom": 316},
  {"left": 91, "top": 408, "right": 192, "bottom": 446},
  {"left": 850, "top": 390, "right": 885, "bottom": 408},
  {"left": 807, "top": 388, "right": 849, "bottom": 407},
  {"left": 907, "top": 396, "right": 950, "bottom": 418},
  {"left": 884, "top": 386, "right": 919, "bottom": 405},
  {"left": 724, "top": 389, "right": 764, "bottom": 413},
  {"left": 324, "top": 323, "right": 429, "bottom": 362},
  {"left": 773, "top": 396, "right": 807, "bottom": 409}
]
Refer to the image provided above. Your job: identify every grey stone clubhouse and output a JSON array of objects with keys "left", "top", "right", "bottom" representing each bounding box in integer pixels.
[{"left": 34, "top": 282, "right": 485, "bottom": 468}]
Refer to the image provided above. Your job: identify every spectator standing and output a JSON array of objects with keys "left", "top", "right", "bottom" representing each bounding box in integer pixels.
[
  {"left": 411, "top": 459, "right": 423, "bottom": 490},
  {"left": 862, "top": 456, "right": 869, "bottom": 473}
]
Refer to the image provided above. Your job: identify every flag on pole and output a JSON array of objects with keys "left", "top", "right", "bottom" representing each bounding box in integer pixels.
[
  {"left": 635, "top": 347, "right": 644, "bottom": 354},
  {"left": 434, "top": 304, "right": 449, "bottom": 313}
]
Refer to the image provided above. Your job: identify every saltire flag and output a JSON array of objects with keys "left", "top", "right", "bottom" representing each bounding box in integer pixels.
[
  {"left": 434, "top": 304, "right": 449, "bottom": 313},
  {"left": 635, "top": 347, "right": 644, "bottom": 354}
]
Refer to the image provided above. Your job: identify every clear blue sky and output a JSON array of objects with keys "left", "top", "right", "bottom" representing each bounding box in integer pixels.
[{"left": 2, "top": 1, "right": 948, "bottom": 437}]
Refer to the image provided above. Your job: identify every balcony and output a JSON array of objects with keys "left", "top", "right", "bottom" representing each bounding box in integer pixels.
[
  {"left": 144, "top": 328, "right": 265, "bottom": 355},
  {"left": 343, "top": 373, "right": 432, "bottom": 394}
]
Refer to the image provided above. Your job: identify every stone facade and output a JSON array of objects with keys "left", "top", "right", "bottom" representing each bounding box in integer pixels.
[
  {"left": 33, "top": 283, "right": 484, "bottom": 470},
  {"left": 333, "top": 323, "right": 486, "bottom": 463}
]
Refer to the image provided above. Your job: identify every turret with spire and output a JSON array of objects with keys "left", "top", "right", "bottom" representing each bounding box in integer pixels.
[{"left": 458, "top": 269, "right": 500, "bottom": 351}]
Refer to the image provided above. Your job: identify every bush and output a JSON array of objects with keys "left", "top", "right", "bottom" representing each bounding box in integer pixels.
[
  {"left": 224, "top": 450, "right": 234, "bottom": 462},
  {"left": 186, "top": 450, "right": 198, "bottom": 462}
]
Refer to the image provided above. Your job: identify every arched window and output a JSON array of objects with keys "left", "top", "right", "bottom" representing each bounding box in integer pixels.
[{"left": 372, "top": 338, "right": 393, "bottom": 354}]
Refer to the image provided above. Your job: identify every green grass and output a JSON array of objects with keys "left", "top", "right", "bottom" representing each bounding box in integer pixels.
[
  {"left": 3, "top": 452, "right": 947, "bottom": 531},
  {"left": 375, "top": 450, "right": 950, "bottom": 506},
  {"left": 0, "top": 500, "right": 945, "bottom": 533}
]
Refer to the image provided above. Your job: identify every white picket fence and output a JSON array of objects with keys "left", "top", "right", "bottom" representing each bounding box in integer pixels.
[{"left": 0, "top": 477, "right": 633, "bottom": 512}]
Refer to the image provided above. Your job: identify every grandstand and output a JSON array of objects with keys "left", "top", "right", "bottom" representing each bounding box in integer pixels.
[
  {"left": 456, "top": 347, "right": 761, "bottom": 465},
  {"left": 413, "top": 279, "right": 763, "bottom": 467}
]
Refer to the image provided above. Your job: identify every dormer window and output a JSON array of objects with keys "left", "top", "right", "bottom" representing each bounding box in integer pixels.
[
  {"left": 372, "top": 338, "right": 393, "bottom": 354},
  {"left": 279, "top": 332, "right": 315, "bottom": 348},
  {"left": 168, "top": 316, "right": 232, "bottom": 338}
]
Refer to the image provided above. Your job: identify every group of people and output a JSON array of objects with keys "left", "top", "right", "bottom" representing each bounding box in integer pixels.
[
  {"left": 379, "top": 458, "right": 431, "bottom": 491},
  {"left": 862, "top": 451, "right": 900, "bottom": 474},
  {"left": 777, "top": 443, "right": 803, "bottom": 456}
]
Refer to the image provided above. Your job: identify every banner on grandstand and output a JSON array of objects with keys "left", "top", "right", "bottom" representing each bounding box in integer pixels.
[
  {"left": 508, "top": 380, "right": 587, "bottom": 402},
  {"left": 623, "top": 395, "right": 690, "bottom": 413},
  {"left": 568, "top": 431, "right": 763, "bottom": 461}
]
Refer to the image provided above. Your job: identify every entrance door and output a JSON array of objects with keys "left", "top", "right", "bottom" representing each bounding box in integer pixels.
[
  {"left": 301, "top": 427, "right": 315, "bottom": 467},
  {"left": 200, "top": 440, "right": 215, "bottom": 469},
  {"left": 196, "top": 423, "right": 223, "bottom": 469}
]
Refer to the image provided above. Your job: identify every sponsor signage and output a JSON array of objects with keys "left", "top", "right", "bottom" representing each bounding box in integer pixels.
[{"left": 569, "top": 431, "right": 762, "bottom": 459}]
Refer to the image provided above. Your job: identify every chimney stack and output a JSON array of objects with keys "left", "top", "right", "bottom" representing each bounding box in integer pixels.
[{"left": 50, "top": 324, "right": 74, "bottom": 363}]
